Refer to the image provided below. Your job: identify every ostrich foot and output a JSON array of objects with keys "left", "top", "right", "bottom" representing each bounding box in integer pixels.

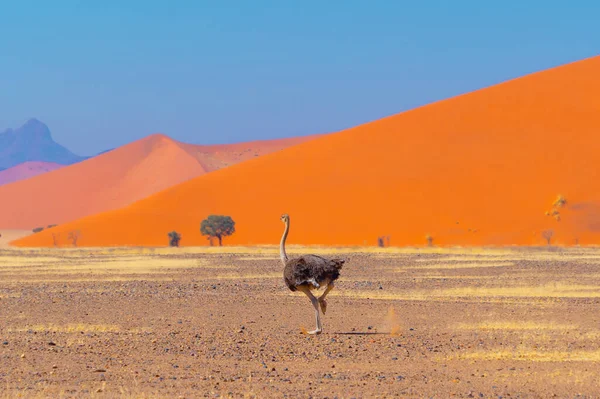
[
  {"left": 300, "top": 326, "right": 322, "bottom": 335},
  {"left": 319, "top": 298, "right": 328, "bottom": 314}
]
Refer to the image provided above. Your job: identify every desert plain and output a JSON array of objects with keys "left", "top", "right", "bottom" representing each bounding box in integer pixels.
[{"left": 1, "top": 245, "right": 600, "bottom": 398}]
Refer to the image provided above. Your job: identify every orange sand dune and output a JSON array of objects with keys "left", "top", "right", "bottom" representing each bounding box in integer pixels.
[
  {"left": 14, "top": 56, "right": 600, "bottom": 248},
  {"left": 0, "top": 161, "right": 63, "bottom": 186},
  {"left": 0, "top": 134, "right": 317, "bottom": 230}
]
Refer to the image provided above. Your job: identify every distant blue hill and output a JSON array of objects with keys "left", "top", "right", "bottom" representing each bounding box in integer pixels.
[{"left": 0, "top": 119, "right": 87, "bottom": 169}]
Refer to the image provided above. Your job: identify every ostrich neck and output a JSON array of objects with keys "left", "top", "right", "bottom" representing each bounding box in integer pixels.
[{"left": 280, "top": 221, "right": 289, "bottom": 266}]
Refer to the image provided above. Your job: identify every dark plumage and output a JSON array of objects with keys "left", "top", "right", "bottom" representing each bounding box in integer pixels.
[
  {"left": 283, "top": 255, "right": 344, "bottom": 292},
  {"left": 279, "top": 213, "right": 346, "bottom": 335}
]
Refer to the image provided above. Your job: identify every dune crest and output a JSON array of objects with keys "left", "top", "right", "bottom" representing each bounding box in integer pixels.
[{"left": 0, "top": 161, "right": 64, "bottom": 186}]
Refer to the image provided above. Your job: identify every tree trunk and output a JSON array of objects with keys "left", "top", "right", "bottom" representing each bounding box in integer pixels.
[{"left": 218, "top": 235, "right": 222, "bottom": 246}]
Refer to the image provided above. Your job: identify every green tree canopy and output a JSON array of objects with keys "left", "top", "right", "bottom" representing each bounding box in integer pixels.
[{"left": 200, "top": 215, "right": 235, "bottom": 246}]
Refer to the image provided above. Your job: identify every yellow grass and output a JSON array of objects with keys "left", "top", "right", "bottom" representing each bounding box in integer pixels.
[
  {"left": 209, "top": 272, "right": 281, "bottom": 280},
  {"left": 417, "top": 253, "right": 600, "bottom": 262},
  {"left": 440, "top": 283, "right": 600, "bottom": 298},
  {"left": 403, "top": 262, "right": 515, "bottom": 270},
  {"left": 414, "top": 256, "right": 510, "bottom": 262},
  {"left": 0, "top": 244, "right": 540, "bottom": 257},
  {"left": 450, "top": 349, "right": 600, "bottom": 362},
  {"left": 0, "top": 276, "right": 176, "bottom": 283},
  {"left": 0, "top": 256, "right": 65, "bottom": 264},
  {"left": 409, "top": 275, "right": 499, "bottom": 280},
  {"left": 329, "top": 283, "right": 600, "bottom": 301},
  {"left": 0, "top": 253, "right": 242, "bottom": 283},
  {"left": 237, "top": 256, "right": 279, "bottom": 260},
  {"left": 5, "top": 244, "right": 600, "bottom": 259},
  {"left": 0, "top": 293, "right": 21, "bottom": 299},
  {"left": 6, "top": 323, "right": 150, "bottom": 334},
  {"left": 456, "top": 321, "right": 576, "bottom": 330},
  {"left": 0, "top": 382, "right": 166, "bottom": 399},
  {"left": 1, "top": 257, "right": 207, "bottom": 271}
]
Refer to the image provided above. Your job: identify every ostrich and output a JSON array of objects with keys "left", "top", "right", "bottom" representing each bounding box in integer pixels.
[{"left": 280, "top": 214, "right": 346, "bottom": 335}]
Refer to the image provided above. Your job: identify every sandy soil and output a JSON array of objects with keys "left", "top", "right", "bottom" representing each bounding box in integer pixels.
[{"left": 1, "top": 246, "right": 600, "bottom": 398}]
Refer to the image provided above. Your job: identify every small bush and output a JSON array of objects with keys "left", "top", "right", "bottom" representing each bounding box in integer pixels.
[
  {"left": 52, "top": 233, "right": 60, "bottom": 247},
  {"left": 32, "top": 227, "right": 44, "bottom": 233},
  {"left": 553, "top": 195, "right": 567, "bottom": 209},
  {"left": 542, "top": 229, "right": 554, "bottom": 246},
  {"left": 545, "top": 195, "right": 568, "bottom": 222},
  {"left": 425, "top": 234, "right": 434, "bottom": 247}
]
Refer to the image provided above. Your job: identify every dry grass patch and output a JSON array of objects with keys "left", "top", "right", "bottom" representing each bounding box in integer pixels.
[
  {"left": 6, "top": 323, "right": 150, "bottom": 334},
  {"left": 237, "top": 256, "right": 279, "bottom": 260},
  {"left": 0, "top": 257, "right": 224, "bottom": 277},
  {"left": 0, "top": 382, "right": 163, "bottom": 399},
  {"left": 456, "top": 321, "right": 576, "bottom": 331},
  {"left": 409, "top": 275, "right": 498, "bottom": 280},
  {"left": 209, "top": 272, "right": 281, "bottom": 280},
  {"left": 440, "top": 283, "right": 600, "bottom": 298},
  {"left": 450, "top": 349, "right": 600, "bottom": 362},
  {"left": 0, "top": 256, "right": 65, "bottom": 265},
  {"left": 329, "top": 282, "right": 600, "bottom": 301},
  {"left": 413, "top": 256, "right": 511, "bottom": 262},
  {"left": 0, "top": 292, "right": 21, "bottom": 299},
  {"left": 403, "top": 262, "right": 515, "bottom": 270},
  {"left": 0, "top": 276, "right": 177, "bottom": 283}
]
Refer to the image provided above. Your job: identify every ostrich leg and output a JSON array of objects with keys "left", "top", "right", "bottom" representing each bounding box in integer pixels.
[
  {"left": 318, "top": 282, "right": 334, "bottom": 314},
  {"left": 298, "top": 286, "right": 322, "bottom": 335}
]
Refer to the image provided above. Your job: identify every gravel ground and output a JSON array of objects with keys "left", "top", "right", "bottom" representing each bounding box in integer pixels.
[{"left": 1, "top": 247, "right": 600, "bottom": 398}]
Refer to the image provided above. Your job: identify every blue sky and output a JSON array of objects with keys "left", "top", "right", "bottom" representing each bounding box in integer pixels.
[{"left": 1, "top": 1, "right": 598, "bottom": 155}]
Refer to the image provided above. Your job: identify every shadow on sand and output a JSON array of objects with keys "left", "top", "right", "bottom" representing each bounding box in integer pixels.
[{"left": 335, "top": 331, "right": 391, "bottom": 335}]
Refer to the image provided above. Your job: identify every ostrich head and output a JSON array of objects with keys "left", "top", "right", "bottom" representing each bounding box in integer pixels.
[{"left": 280, "top": 214, "right": 290, "bottom": 223}]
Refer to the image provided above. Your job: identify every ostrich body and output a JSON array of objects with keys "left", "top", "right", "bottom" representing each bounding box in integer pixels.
[{"left": 280, "top": 214, "right": 345, "bottom": 335}]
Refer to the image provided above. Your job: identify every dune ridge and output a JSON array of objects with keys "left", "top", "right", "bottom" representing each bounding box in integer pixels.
[
  {"left": 13, "top": 55, "right": 600, "bottom": 248},
  {"left": 0, "top": 161, "right": 64, "bottom": 186}
]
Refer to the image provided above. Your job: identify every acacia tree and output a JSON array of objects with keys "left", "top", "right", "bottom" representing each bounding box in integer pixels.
[
  {"left": 52, "top": 232, "right": 60, "bottom": 247},
  {"left": 168, "top": 231, "right": 181, "bottom": 247},
  {"left": 67, "top": 230, "right": 81, "bottom": 247},
  {"left": 200, "top": 215, "right": 235, "bottom": 246}
]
